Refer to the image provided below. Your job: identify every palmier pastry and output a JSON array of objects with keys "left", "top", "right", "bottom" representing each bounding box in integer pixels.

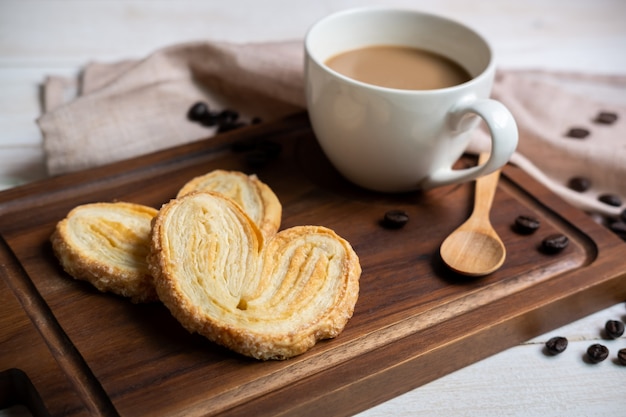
[
  {"left": 148, "top": 191, "right": 361, "bottom": 360},
  {"left": 52, "top": 170, "right": 281, "bottom": 303},
  {"left": 177, "top": 170, "right": 281, "bottom": 238},
  {"left": 51, "top": 202, "right": 159, "bottom": 303}
]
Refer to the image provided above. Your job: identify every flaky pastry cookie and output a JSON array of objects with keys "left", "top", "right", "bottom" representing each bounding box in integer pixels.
[
  {"left": 52, "top": 170, "right": 281, "bottom": 303},
  {"left": 51, "top": 202, "right": 159, "bottom": 303},
  {"left": 177, "top": 170, "right": 281, "bottom": 238},
  {"left": 148, "top": 191, "right": 361, "bottom": 360}
]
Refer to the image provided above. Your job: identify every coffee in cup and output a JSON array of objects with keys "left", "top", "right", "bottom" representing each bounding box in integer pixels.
[
  {"left": 325, "top": 45, "right": 472, "bottom": 91},
  {"left": 304, "top": 8, "right": 518, "bottom": 192}
]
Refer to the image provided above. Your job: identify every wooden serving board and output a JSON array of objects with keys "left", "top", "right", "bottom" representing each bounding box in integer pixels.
[{"left": 1, "top": 113, "right": 625, "bottom": 417}]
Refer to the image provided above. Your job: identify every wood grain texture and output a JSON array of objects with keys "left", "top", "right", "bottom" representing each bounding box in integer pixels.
[
  {"left": 2, "top": 2, "right": 626, "bottom": 416},
  {"left": 0, "top": 237, "right": 103, "bottom": 417},
  {"left": 1, "top": 114, "right": 625, "bottom": 417}
]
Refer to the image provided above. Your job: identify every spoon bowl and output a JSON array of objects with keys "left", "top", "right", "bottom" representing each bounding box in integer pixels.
[{"left": 440, "top": 153, "right": 506, "bottom": 276}]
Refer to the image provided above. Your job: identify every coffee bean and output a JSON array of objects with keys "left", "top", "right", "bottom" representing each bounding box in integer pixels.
[
  {"left": 598, "top": 193, "right": 622, "bottom": 207},
  {"left": 187, "top": 101, "right": 210, "bottom": 121},
  {"left": 605, "top": 320, "right": 625, "bottom": 339},
  {"left": 567, "top": 176, "right": 591, "bottom": 192},
  {"left": 545, "top": 336, "right": 568, "bottom": 355},
  {"left": 540, "top": 234, "right": 569, "bottom": 254},
  {"left": 218, "top": 109, "right": 240, "bottom": 123},
  {"left": 586, "top": 344, "right": 609, "bottom": 363},
  {"left": 381, "top": 210, "right": 409, "bottom": 229},
  {"left": 565, "top": 127, "right": 590, "bottom": 139},
  {"left": 513, "top": 215, "right": 541, "bottom": 234},
  {"left": 188, "top": 103, "right": 252, "bottom": 132},
  {"left": 594, "top": 111, "right": 618, "bottom": 125},
  {"left": 618, "top": 348, "right": 626, "bottom": 366},
  {"left": 608, "top": 220, "right": 626, "bottom": 240},
  {"left": 200, "top": 112, "right": 220, "bottom": 127}
]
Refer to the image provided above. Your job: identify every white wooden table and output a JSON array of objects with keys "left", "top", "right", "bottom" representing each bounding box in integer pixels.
[{"left": 1, "top": 1, "right": 625, "bottom": 416}]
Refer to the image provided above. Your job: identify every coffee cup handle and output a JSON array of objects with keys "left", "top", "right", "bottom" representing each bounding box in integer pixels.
[{"left": 420, "top": 98, "right": 518, "bottom": 189}]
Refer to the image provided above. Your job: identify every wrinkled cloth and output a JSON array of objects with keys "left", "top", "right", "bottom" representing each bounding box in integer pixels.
[
  {"left": 39, "top": 41, "right": 304, "bottom": 175},
  {"left": 38, "top": 40, "right": 626, "bottom": 217}
]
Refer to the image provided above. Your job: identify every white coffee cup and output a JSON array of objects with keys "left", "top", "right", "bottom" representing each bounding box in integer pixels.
[{"left": 304, "top": 7, "right": 518, "bottom": 192}]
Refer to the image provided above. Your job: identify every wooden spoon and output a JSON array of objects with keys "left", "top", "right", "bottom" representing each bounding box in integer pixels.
[{"left": 440, "top": 153, "right": 506, "bottom": 276}]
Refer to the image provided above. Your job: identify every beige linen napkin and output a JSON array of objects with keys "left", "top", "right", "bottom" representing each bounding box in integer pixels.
[
  {"left": 38, "top": 41, "right": 304, "bottom": 175},
  {"left": 38, "top": 40, "right": 626, "bottom": 218},
  {"left": 469, "top": 70, "right": 626, "bottom": 217}
]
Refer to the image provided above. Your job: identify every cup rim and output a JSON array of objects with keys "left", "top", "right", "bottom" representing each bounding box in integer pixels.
[{"left": 304, "top": 7, "right": 495, "bottom": 95}]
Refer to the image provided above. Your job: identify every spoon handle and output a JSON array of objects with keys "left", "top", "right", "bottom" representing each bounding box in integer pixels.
[{"left": 473, "top": 152, "right": 502, "bottom": 218}]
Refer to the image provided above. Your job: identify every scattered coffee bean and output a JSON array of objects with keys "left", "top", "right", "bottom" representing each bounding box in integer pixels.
[
  {"left": 605, "top": 320, "right": 625, "bottom": 339},
  {"left": 545, "top": 336, "right": 568, "bottom": 355},
  {"left": 218, "top": 109, "right": 239, "bottom": 123},
  {"left": 618, "top": 348, "right": 626, "bottom": 366},
  {"left": 567, "top": 176, "right": 591, "bottom": 192},
  {"left": 565, "top": 127, "right": 590, "bottom": 139},
  {"left": 594, "top": 111, "right": 618, "bottom": 125},
  {"left": 188, "top": 102, "right": 259, "bottom": 134},
  {"left": 199, "top": 113, "right": 219, "bottom": 127},
  {"left": 513, "top": 215, "right": 541, "bottom": 234},
  {"left": 381, "top": 210, "right": 409, "bottom": 229},
  {"left": 608, "top": 220, "right": 626, "bottom": 240},
  {"left": 187, "top": 101, "right": 211, "bottom": 122},
  {"left": 598, "top": 193, "right": 623, "bottom": 207},
  {"left": 586, "top": 343, "right": 609, "bottom": 363},
  {"left": 214, "top": 109, "right": 243, "bottom": 132},
  {"left": 587, "top": 210, "right": 626, "bottom": 241},
  {"left": 540, "top": 233, "right": 569, "bottom": 254}
]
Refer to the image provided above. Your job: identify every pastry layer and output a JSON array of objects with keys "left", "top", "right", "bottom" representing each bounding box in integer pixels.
[
  {"left": 177, "top": 170, "right": 281, "bottom": 239},
  {"left": 149, "top": 191, "right": 361, "bottom": 360},
  {"left": 51, "top": 202, "right": 159, "bottom": 303}
]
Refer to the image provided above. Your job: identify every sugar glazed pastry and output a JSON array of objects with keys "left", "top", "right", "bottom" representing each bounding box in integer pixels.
[
  {"left": 177, "top": 170, "right": 282, "bottom": 239},
  {"left": 51, "top": 202, "right": 159, "bottom": 303},
  {"left": 148, "top": 191, "right": 361, "bottom": 360}
]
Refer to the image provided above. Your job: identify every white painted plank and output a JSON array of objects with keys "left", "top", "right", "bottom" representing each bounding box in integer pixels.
[{"left": 0, "top": 147, "right": 46, "bottom": 190}]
